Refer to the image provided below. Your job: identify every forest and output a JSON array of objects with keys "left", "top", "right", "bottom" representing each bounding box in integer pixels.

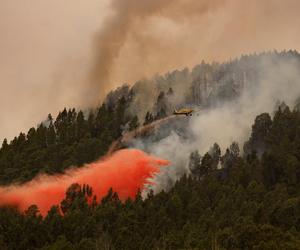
[
  {"left": 1, "top": 51, "right": 300, "bottom": 249},
  {"left": 1, "top": 105, "right": 300, "bottom": 249},
  {"left": 0, "top": 97, "right": 140, "bottom": 185}
]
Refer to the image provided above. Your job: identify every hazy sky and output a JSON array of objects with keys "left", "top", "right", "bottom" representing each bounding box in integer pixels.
[
  {"left": 1, "top": 0, "right": 300, "bottom": 141},
  {"left": 0, "top": 0, "right": 108, "bottom": 140}
]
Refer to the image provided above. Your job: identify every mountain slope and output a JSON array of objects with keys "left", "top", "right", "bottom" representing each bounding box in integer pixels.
[
  {"left": 1, "top": 50, "right": 300, "bottom": 185},
  {"left": 1, "top": 106, "right": 300, "bottom": 249}
]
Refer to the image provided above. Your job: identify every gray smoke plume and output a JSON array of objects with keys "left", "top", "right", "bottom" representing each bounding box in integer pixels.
[
  {"left": 88, "top": 0, "right": 226, "bottom": 104},
  {"left": 129, "top": 53, "right": 300, "bottom": 194},
  {"left": 88, "top": 0, "right": 300, "bottom": 106}
]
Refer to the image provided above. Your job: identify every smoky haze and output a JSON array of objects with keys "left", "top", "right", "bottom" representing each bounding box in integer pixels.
[
  {"left": 134, "top": 54, "right": 300, "bottom": 194},
  {"left": 88, "top": 0, "right": 226, "bottom": 103},
  {"left": 0, "top": 0, "right": 108, "bottom": 141},
  {"left": 2, "top": 0, "right": 300, "bottom": 140}
]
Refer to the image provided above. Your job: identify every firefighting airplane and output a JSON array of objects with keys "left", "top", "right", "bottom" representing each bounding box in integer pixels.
[{"left": 173, "top": 108, "right": 195, "bottom": 116}]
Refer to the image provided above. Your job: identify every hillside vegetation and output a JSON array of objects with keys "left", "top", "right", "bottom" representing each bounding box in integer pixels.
[
  {"left": 1, "top": 106, "right": 300, "bottom": 249},
  {"left": 1, "top": 50, "right": 300, "bottom": 185}
]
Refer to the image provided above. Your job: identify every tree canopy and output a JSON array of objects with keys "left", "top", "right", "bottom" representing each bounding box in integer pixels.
[{"left": 1, "top": 106, "right": 300, "bottom": 249}]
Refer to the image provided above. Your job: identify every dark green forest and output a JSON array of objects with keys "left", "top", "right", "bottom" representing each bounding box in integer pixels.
[
  {"left": 0, "top": 97, "right": 140, "bottom": 185},
  {"left": 1, "top": 106, "right": 300, "bottom": 249}
]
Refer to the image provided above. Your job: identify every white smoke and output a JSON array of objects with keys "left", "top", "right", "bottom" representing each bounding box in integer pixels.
[{"left": 133, "top": 53, "right": 300, "bottom": 194}]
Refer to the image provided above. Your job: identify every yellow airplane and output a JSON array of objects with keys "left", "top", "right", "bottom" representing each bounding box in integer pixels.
[{"left": 173, "top": 108, "right": 194, "bottom": 116}]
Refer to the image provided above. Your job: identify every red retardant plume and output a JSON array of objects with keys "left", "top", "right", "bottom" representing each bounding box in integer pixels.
[{"left": 0, "top": 149, "right": 169, "bottom": 216}]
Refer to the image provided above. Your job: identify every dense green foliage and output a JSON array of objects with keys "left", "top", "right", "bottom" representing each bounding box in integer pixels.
[
  {"left": 0, "top": 97, "right": 141, "bottom": 185},
  {"left": 1, "top": 106, "right": 300, "bottom": 249}
]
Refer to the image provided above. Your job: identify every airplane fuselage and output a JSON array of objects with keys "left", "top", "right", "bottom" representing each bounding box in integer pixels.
[{"left": 173, "top": 108, "right": 194, "bottom": 116}]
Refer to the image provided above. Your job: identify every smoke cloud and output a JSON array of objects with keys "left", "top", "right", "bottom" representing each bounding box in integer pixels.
[
  {"left": 88, "top": 0, "right": 226, "bottom": 103},
  {"left": 0, "top": 149, "right": 169, "bottom": 216},
  {"left": 132, "top": 54, "right": 300, "bottom": 194},
  {"left": 89, "top": 0, "right": 300, "bottom": 104}
]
